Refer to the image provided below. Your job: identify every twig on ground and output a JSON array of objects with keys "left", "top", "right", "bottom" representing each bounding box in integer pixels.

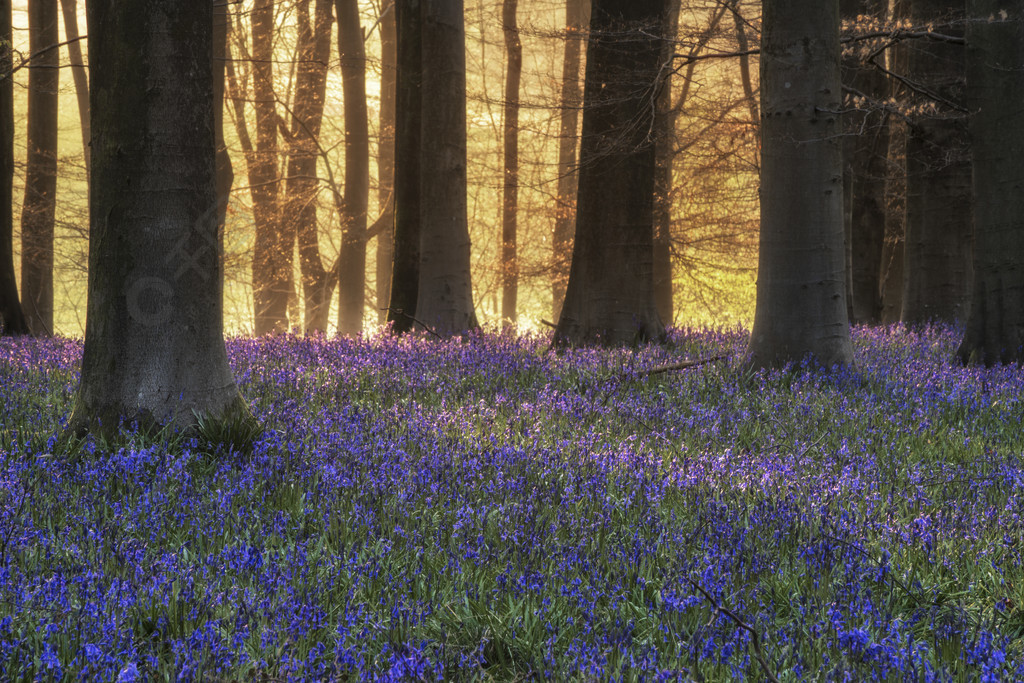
[
  {"left": 380, "top": 308, "right": 443, "bottom": 340},
  {"left": 686, "top": 578, "right": 780, "bottom": 683}
]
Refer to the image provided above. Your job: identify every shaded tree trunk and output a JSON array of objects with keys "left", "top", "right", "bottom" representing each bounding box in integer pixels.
[
  {"left": 249, "top": 0, "right": 289, "bottom": 334},
  {"left": 552, "top": 0, "right": 667, "bottom": 347},
  {"left": 551, "top": 0, "right": 588, "bottom": 321},
  {"left": 287, "top": 0, "right": 334, "bottom": 333},
  {"left": 336, "top": 0, "right": 370, "bottom": 337},
  {"left": 746, "top": 0, "right": 853, "bottom": 369},
  {"left": 69, "top": 0, "right": 248, "bottom": 437},
  {"left": 652, "top": 0, "right": 681, "bottom": 326},
  {"left": 387, "top": 0, "right": 422, "bottom": 334},
  {"left": 957, "top": 2, "right": 1024, "bottom": 364},
  {"left": 880, "top": 0, "right": 910, "bottom": 324},
  {"left": 60, "top": 0, "right": 89, "bottom": 185},
  {"left": 901, "top": 0, "right": 971, "bottom": 325},
  {"left": 0, "top": 2, "right": 27, "bottom": 335},
  {"left": 377, "top": 2, "right": 396, "bottom": 325},
  {"left": 841, "top": 0, "right": 889, "bottom": 325},
  {"left": 501, "top": 0, "right": 521, "bottom": 328},
  {"left": 21, "top": 0, "right": 59, "bottom": 335},
  {"left": 414, "top": 0, "right": 478, "bottom": 335},
  {"left": 214, "top": 0, "right": 233, "bottom": 306}
]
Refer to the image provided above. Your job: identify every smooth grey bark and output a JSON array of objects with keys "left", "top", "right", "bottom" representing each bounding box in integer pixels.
[
  {"left": 551, "top": 0, "right": 588, "bottom": 321},
  {"left": 901, "top": 0, "right": 972, "bottom": 325},
  {"left": 957, "top": 3, "right": 1024, "bottom": 364},
  {"left": 746, "top": 0, "right": 853, "bottom": 369},
  {"left": 0, "top": 2, "right": 27, "bottom": 335},
  {"left": 377, "top": 2, "right": 396, "bottom": 325},
  {"left": 387, "top": 0, "right": 421, "bottom": 334},
  {"left": 214, "top": 0, "right": 233, "bottom": 306},
  {"left": 414, "top": 0, "right": 478, "bottom": 335},
  {"left": 336, "top": 0, "right": 370, "bottom": 337},
  {"left": 652, "top": 0, "right": 680, "bottom": 327},
  {"left": 60, "top": 0, "right": 89, "bottom": 184},
  {"left": 69, "top": 0, "right": 248, "bottom": 436},
  {"left": 21, "top": 0, "right": 59, "bottom": 335},
  {"left": 501, "top": 0, "right": 521, "bottom": 328},
  {"left": 552, "top": 0, "right": 667, "bottom": 347},
  {"left": 841, "top": 0, "right": 889, "bottom": 324}
]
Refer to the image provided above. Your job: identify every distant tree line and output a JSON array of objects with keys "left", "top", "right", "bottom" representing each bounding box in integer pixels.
[{"left": 0, "top": 0, "right": 1022, "bottom": 434}]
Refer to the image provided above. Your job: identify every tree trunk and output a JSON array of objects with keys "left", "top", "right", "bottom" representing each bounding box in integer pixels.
[
  {"left": 387, "top": 0, "right": 422, "bottom": 334},
  {"left": 0, "top": 2, "right": 26, "bottom": 335},
  {"left": 376, "top": 2, "right": 396, "bottom": 325},
  {"left": 336, "top": 0, "right": 370, "bottom": 337},
  {"left": 552, "top": 0, "right": 667, "bottom": 347},
  {"left": 746, "top": 0, "right": 853, "bottom": 369},
  {"left": 214, "top": 0, "right": 233, "bottom": 308},
  {"left": 501, "top": 0, "right": 521, "bottom": 328},
  {"left": 60, "top": 0, "right": 89, "bottom": 185},
  {"left": 69, "top": 0, "right": 248, "bottom": 437},
  {"left": 880, "top": 0, "right": 909, "bottom": 324},
  {"left": 414, "top": 0, "right": 478, "bottom": 335},
  {"left": 286, "top": 0, "right": 333, "bottom": 333},
  {"left": 841, "top": 0, "right": 889, "bottom": 325},
  {"left": 652, "top": 0, "right": 681, "bottom": 327},
  {"left": 957, "top": 2, "right": 1024, "bottom": 364},
  {"left": 901, "top": 0, "right": 971, "bottom": 325},
  {"left": 21, "top": 0, "right": 59, "bottom": 335},
  {"left": 250, "top": 0, "right": 289, "bottom": 334},
  {"left": 551, "top": 0, "right": 588, "bottom": 321}
]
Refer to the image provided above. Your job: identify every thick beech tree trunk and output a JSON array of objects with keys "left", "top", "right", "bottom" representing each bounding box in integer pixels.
[
  {"left": 414, "top": 0, "right": 478, "bottom": 335},
  {"left": 746, "top": 0, "right": 854, "bottom": 369},
  {"left": 957, "top": 2, "right": 1024, "bottom": 364},
  {"left": 551, "top": 0, "right": 588, "bottom": 320},
  {"left": 21, "top": 0, "right": 59, "bottom": 335},
  {"left": 552, "top": 0, "right": 667, "bottom": 347},
  {"left": 841, "top": 0, "right": 889, "bottom": 325},
  {"left": 901, "top": 0, "right": 971, "bottom": 325},
  {"left": 652, "top": 0, "right": 681, "bottom": 326},
  {"left": 69, "top": 0, "right": 248, "bottom": 436},
  {"left": 287, "top": 0, "right": 333, "bottom": 333},
  {"left": 336, "top": 0, "right": 370, "bottom": 337},
  {"left": 249, "top": 0, "right": 289, "bottom": 334},
  {"left": 377, "top": 3, "right": 396, "bottom": 325},
  {"left": 387, "top": 0, "right": 422, "bottom": 334},
  {"left": 501, "top": 0, "right": 521, "bottom": 328},
  {"left": 0, "top": 3, "right": 27, "bottom": 335}
]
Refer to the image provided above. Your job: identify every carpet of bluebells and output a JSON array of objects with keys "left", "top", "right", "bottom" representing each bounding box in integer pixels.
[{"left": 1, "top": 325, "right": 1023, "bottom": 681}]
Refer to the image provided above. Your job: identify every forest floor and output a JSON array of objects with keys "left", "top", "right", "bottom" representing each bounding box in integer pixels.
[{"left": 0, "top": 325, "right": 1022, "bottom": 681}]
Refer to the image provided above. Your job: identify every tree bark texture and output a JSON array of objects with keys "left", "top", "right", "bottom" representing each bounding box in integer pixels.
[
  {"left": 746, "top": 0, "right": 854, "bottom": 369},
  {"left": 957, "top": 2, "right": 1024, "bottom": 364},
  {"left": 70, "top": 0, "right": 247, "bottom": 436},
  {"left": 387, "top": 0, "right": 422, "bottom": 333},
  {"left": 0, "top": 2, "right": 27, "bottom": 335},
  {"left": 841, "top": 0, "right": 889, "bottom": 325},
  {"left": 249, "top": 0, "right": 290, "bottom": 334},
  {"left": 414, "top": 0, "right": 478, "bottom": 335},
  {"left": 652, "top": 0, "right": 681, "bottom": 327},
  {"left": 377, "top": 2, "right": 396, "bottom": 325},
  {"left": 551, "top": 0, "right": 588, "bottom": 320},
  {"left": 21, "top": 0, "right": 59, "bottom": 335},
  {"left": 336, "top": 0, "right": 370, "bottom": 337},
  {"left": 287, "top": 0, "right": 333, "bottom": 333},
  {"left": 552, "top": 0, "right": 667, "bottom": 347},
  {"left": 501, "top": 0, "right": 521, "bottom": 328},
  {"left": 901, "top": 0, "right": 972, "bottom": 325}
]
